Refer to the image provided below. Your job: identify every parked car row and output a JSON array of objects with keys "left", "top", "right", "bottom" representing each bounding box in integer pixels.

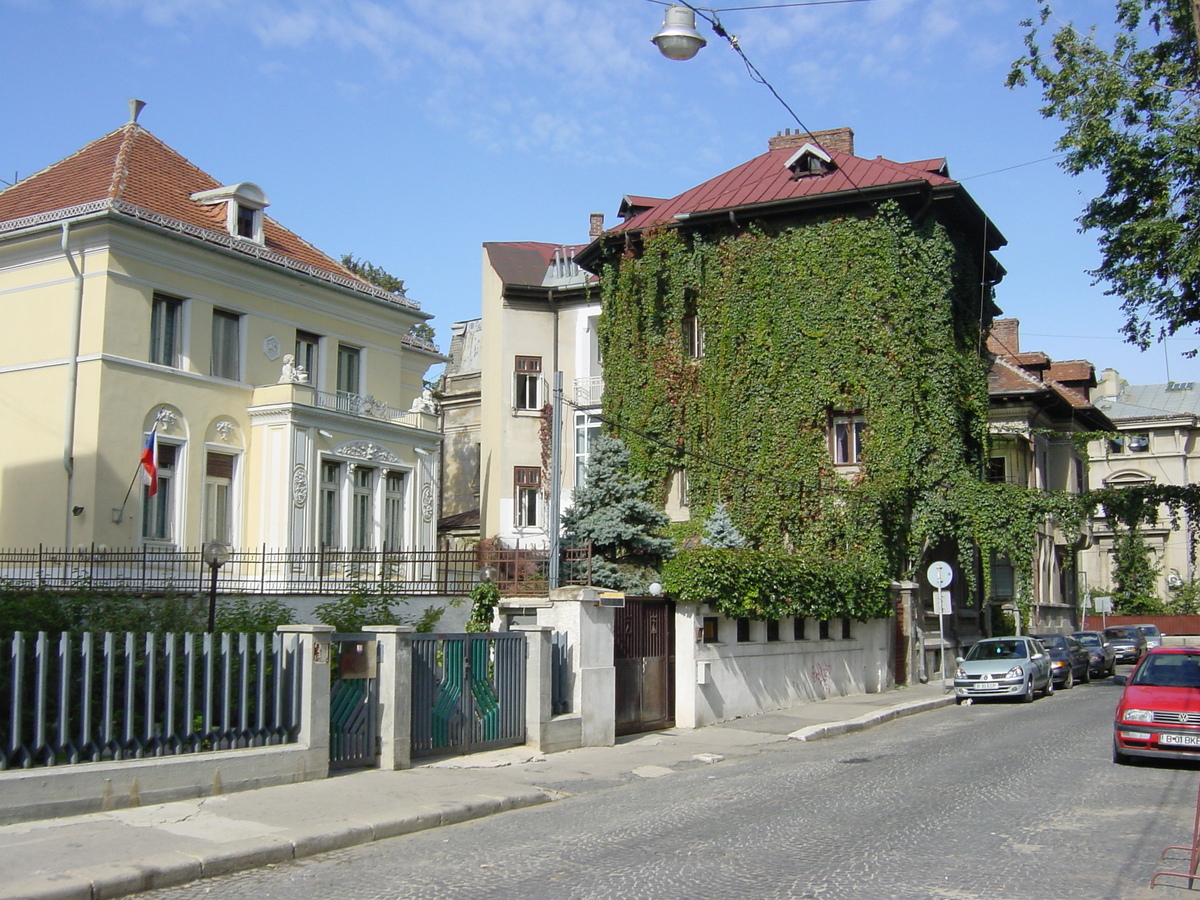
[{"left": 952, "top": 624, "right": 1163, "bottom": 706}]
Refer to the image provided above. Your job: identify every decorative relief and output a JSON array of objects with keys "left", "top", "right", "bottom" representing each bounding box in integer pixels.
[
  {"left": 334, "top": 441, "right": 402, "bottom": 464},
  {"left": 216, "top": 420, "right": 235, "bottom": 442},
  {"left": 155, "top": 408, "right": 178, "bottom": 429},
  {"left": 292, "top": 464, "right": 308, "bottom": 508},
  {"left": 263, "top": 336, "right": 281, "bottom": 361},
  {"left": 421, "top": 483, "right": 435, "bottom": 523}
]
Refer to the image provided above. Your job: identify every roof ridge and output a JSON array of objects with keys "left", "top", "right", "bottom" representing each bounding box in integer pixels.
[{"left": 108, "top": 123, "right": 137, "bottom": 200}]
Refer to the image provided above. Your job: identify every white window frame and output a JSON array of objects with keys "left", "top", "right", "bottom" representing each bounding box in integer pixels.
[
  {"left": 351, "top": 465, "right": 376, "bottom": 550},
  {"left": 832, "top": 415, "right": 866, "bottom": 465},
  {"left": 514, "top": 356, "right": 543, "bottom": 411},
  {"left": 142, "top": 440, "right": 182, "bottom": 545},
  {"left": 683, "top": 314, "right": 705, "bottom": 359},
  {"left": 383, "top": 470, "right": 406, "bottom": 551},
  {"left": 295, "top": 330, "right": 321, "bottom": 389},
  {"left": 574, "top": 413, "right": 602, "bottom": 487},
  {"left": 515, "top": 466, "right": 541, "bottom": 528},
  {"left": 202, "top": 449, "right": 238, "bottom": 546},
  {"left": 319, "top": 460, "right": 342, "bottom": 549}
]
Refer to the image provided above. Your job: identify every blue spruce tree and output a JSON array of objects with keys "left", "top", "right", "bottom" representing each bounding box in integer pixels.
[{"left": 702, "top": 502, "right": 746, "bottom": 549}]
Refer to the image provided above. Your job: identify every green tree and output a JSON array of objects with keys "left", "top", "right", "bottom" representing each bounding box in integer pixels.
[
  {"left": 701, "top": 502, "right": 747, "bottom": 549},
  {"left": 341, "top": 253, "right": 435, "bottom": 343},
  {"left": 1109, "top": 523, "right": 1164, "bottom": 614},
  {"left": 1008, "top": 1, "right": 1200, "bottom": 348},
  {"left": 562, "top": 434, "right": 672, "bottom": 591}
]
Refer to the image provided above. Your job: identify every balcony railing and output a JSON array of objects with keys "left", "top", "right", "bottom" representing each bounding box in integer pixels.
[
  {"left": 573, "top": 376, "right": 604, "bottom": 407},
  {"left": 0, "top": 545, "right": 594, "bottom": 597},
  {"left": 312, "top": 390, "right": 427, "bottom": 426}
]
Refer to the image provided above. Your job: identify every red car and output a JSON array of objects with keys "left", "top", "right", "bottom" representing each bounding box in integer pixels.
[{"left": 1113, "top": 647, "right": 1200, "bottom": 764}]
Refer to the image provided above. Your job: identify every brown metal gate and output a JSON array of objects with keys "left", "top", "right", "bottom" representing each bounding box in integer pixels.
[{"left": 614, "top": 599, "right": 675, "bottom": 736}]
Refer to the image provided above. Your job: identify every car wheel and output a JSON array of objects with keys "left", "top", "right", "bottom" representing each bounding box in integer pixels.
[
  {"left": 1021, "top": 678, "right": 1035, "bottom": 702},
  {"left": 1081, "top": 665, "right": 1091, "bottom": 684},
  {"left": 1062, "top": 668, "right": 1074, "bottom": 690},
  {"left": 1113, "top": 741, "right": 1132, "bottom": 765},
  {"left": 1044, "top": 675, "right": 1054, "bottom": 697}
]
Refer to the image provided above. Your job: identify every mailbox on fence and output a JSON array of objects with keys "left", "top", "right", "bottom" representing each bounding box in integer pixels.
[{"left": 337, "top": 640, "right": 377, "bottom": 679}]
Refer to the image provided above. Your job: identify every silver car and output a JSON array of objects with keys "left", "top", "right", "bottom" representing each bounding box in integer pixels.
[{"left": 954, "top": 637, "right": 1054, "bottom": 704}]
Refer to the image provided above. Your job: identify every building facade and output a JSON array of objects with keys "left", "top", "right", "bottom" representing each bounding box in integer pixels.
[
  {"left": 439, "top": 234, "right": 601, "bottom": 549},
  {"left": 1082, "top": 370, "right": 1200, "bottom": 601},
  {"left": 0, "top": 106, "right": 443, "bottom": 555}
]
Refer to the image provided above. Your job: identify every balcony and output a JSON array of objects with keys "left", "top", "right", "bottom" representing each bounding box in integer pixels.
[
  {"left": 574, "top": 376, "right": 604, "bottom": 407},
  {"left": 250, "top": 382, "right": 436, "bottom": 431}
]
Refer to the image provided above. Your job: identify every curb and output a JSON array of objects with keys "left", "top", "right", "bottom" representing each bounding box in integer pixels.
[
  {"left": 788, "top": 695, "right": 956, "bottom": 742},
  {"left": 0, "top": 789, "right": 557, "bottom": 900}
]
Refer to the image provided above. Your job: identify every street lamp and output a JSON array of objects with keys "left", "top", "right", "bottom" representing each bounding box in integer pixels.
[
  {"left": 652, "top": 4, "right": 708, "bottom": 60},
  {"left": 202, "top": 540, "right": 229, "bottom": 633}
]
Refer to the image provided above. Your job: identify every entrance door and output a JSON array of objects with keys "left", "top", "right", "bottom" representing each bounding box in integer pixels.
[
  {"left": 329, "top": 635, "right": 379, "bottom": 770},
  {"left": 614, "top": 599, "right": 675, "bottom": 736}
]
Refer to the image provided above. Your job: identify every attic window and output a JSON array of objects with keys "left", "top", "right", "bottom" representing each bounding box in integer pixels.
[
  {"left": 190, "top": 181, "right": 269, "bottom": 244},
  {"left": 784, "top": 142, "right": 834, "bottom": 178}
]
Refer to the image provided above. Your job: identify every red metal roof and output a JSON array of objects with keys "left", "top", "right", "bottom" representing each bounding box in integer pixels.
[{"left": 608, "top": 146, "right": 958, "bottom": 234}]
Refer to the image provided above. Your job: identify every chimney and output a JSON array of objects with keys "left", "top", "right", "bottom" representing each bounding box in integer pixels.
[
  {"left": 768, "top": 126, "right": 854, "bottom": 155},
  {"left": 589, "top": 212, "right": 604, "bottom": 240},
  {"left": 127, "top": 99, "right": 146, "bottom": 124},
  {"left": 986, "top": 318, "right": 1020, "bottom": 357},
  {"left": 1098, "top": 368, "right": 1123, "bottom": 400}
]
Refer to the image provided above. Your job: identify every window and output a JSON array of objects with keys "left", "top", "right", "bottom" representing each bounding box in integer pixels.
[
  {"left": 987, "top": 457, "right": 1007, "bottom": 483},
  {"left": 766, "top": 619, "right": 780, "bottom": 642},
  {"left": 515, "top": 466, "right": 541, "bottom": 527},
  {"left": 702, "top": 617, "right": 720, "bottom": 643},
  {"left": 574, "top": 413, "right": 602, "bottom": 486},
  {"left": 295, "top": 331, "right": 321, "bottom": 387},
  {"left": 818, "top": 619, "right": 831, "bottom": 640},
  {"left": 683, "top": 315, "right": 705, "bottom": 358},
  {"left": 990, "top": 553, "right": 1014, "bottom": 600},
  {"left": 736, "top": 618, "right": 752, "bottom": 642},
  {"left": 142, "top": 442, "right": 178, "bottom": 542},
  {"left": 235, "top": 204, "right": 257, "bottom": 239},
  {"left": 150, "top": 294, "right": 182, "bottom": 368},
  {"left": 351, "top": 466, "right": 375, "bottom": 550},
  {"left": 203, "top": 451, "right": 236, "bottom": 545},
  {"left": 319, "top": 461, "right": 341, "bottom": 548},
  {"left": 210, "top": 309, "right": 241, "bottom": 380},
  {"left": 793, "top": 617, "right": 807, "bottom": 641},
  {"left": 514, "top": 356, "right": 542, "bottom": 410},
  {"left": 337, "top": 344, "right": 361, "bottom": 397},
  {"left": 832, "top": 415, "right": 866, "bottom": 465},
  {"left": 841, "top": 618, "right": 852, "bottom": 640},
  {"left": 383, "top": 471, "right": 405, "bottom": 551}
]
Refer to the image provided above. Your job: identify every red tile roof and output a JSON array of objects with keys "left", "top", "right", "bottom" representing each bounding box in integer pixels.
[
  {"left": 0, "top": 123, "right": 416, "bottom": 309},
  {"left": 607, "top": 146, "right": 959, "bottom": 234}
]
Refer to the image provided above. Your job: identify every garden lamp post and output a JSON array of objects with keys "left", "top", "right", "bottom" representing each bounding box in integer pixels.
[{"left": 202, "top": 540, "right": 230, "bottom": 633}]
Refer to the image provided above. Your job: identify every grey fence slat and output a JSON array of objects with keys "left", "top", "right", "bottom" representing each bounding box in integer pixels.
[
  {"left": 144, "top": 634, "right": 157, "bottom": 756},
  {"left": 57, "top": 633, "right": 74, "bottom": 763},
  {"left": 34, "top": 633, "right": 48, "bottom": 765},
  {"left": 80, "top": 633, "right": 94, "bottom": 761},
  {"left": 9, "top": 633, "right": 24, "bottom": 763},
  {"left": 102, "top": 634, "right": 115, "bottom": 759}
]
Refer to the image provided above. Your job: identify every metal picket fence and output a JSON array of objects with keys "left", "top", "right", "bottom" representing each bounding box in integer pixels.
[{"left": 1, "top": 630, "right": 301, "bottom": 769}]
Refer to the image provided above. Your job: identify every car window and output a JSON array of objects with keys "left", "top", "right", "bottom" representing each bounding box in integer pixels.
[
  {"left": 1139, "top": 626, "right": 1162, "bottom": 637},
  {"left": 965, "top": 640, "right": 1028, "bottom": 661},
  {"left": 1033, "top": 635, "right": 1065, "bottom": 649},
  {"left": 1106, "top": 628, "right": 1137, "bottom": 640},
  {"left": 1132, "top": 654, "right": 1200, "bottom": 687},
  {"left": 1067, "top": 637, "right": 1082, "bottom": 650},
  {"left": 1074, "top": 633, "right": 1101, "bottom": 647}
]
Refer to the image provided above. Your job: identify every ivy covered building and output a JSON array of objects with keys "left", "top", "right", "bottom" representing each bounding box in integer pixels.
[{"left": 576, "top": 127, "right": 1099, "bottom": 679}]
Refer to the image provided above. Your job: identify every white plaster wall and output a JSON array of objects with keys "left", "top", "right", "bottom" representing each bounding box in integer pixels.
[{"left": 676, "top": 610, "right": 893, "bottom": 729}]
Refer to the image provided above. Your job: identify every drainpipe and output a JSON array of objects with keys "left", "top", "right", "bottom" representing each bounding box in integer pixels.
[{"left": 61, "top": 221, "right": 85, "bottom": 547}]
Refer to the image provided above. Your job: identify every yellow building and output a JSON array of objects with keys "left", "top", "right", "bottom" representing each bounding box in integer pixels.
[{"left": 0, "top": 104, "right": 442, "bottom": 555}]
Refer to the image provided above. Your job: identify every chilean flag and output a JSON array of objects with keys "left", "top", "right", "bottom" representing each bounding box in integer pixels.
[{"left": 140, "top": 427, "right": 158, "bottom": 496}]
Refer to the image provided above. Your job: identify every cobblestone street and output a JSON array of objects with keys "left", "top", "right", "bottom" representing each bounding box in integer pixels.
[{"left": 144, "top": 678, "right": 1192, "bottom": 900}]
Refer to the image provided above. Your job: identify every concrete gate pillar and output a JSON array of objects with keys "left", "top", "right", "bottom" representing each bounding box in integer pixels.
[
  {"left": 891, "top": 581, "right": 920, "bottom": 687},
  {"left": 363, "top": 625, "right": 415, "bottom": 770},
  {"left": 537, "top": 586, "right": 616, "bottom": 748}
]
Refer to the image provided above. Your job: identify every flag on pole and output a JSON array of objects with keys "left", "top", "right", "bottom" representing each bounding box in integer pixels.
[{"left": 140, "top": 427, "right": 158, "bottom": 496}]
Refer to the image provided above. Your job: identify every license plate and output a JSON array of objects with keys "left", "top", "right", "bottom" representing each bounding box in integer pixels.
[
  {"left": 1159, "top": 733, "right": 1200, "bottom": 747},
  {"left": 974, "top": 682, "right": 1000, "bottom": 691}
]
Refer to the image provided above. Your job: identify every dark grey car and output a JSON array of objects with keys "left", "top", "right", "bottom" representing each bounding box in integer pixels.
[
  {"left": 1105, "top": 625, "right": 1148, "bottom": 665},
  {"left": 1072, "top": 630, "right": 1116, "bottom": 678},
  {"left": 1031, "top": 633, "right": 1091, "bottom": 688}
]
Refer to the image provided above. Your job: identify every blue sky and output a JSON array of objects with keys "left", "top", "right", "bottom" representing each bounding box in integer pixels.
[{"left": 2, "top": 0, "right": 1192, "bottom": 387}]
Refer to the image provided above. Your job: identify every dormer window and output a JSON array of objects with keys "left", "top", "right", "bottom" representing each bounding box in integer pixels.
[
  {"left": 190, "top": 181, "right": 269, "bottom": 244},
  {"left": 784, "top": 142, "right": 835, "bottom": 178}
]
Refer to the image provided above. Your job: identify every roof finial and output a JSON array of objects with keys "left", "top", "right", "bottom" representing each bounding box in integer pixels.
[{"left": 127, "top": 99, "right": 146, "bottom": 125}]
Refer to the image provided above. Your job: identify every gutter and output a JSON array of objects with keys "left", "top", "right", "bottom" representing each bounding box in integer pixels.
[{"left": 61, "top": 221, "right": 85, "bottom": 547}]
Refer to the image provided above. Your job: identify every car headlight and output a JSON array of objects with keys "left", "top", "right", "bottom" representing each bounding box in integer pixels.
[
  {"left": 954, "top": 668, "right": 967, "bottom": 680},
  {"left": 1051, "top": 660, "right": 1066, "bottom": 669},
  {"left": 1006, "top": 665, "right": 1025, "bottom": 680},
  {"left": 1122, "top": 708, "right": 1154, "bottom": 723}
]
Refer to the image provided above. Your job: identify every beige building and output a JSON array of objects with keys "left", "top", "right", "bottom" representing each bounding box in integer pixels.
[
  {"left": 439, "top": 235, "right": 601, "bottom": 549},
  {"left": 1082, "top": 370, "right": 1200, "bottom": 598},
  {"left": 0, "top": 104, "right": 442, "bottom": 554},
  {"left": 984, "top": 319, "right": 1112, "bottom": 632}
]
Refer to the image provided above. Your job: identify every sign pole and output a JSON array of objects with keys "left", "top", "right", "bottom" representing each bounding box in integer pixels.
[{"left": 927, "top": 562, "right": 954, "bottom": 693}]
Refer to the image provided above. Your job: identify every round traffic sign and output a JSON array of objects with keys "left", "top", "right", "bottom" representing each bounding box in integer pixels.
[{"left": 927, "top": 561, "right": 953, "bottom": 589}]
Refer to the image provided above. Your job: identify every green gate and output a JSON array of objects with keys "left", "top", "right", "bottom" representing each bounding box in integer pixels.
[{"left": 329, "top": 634, "right": 379, "bottom": 770}]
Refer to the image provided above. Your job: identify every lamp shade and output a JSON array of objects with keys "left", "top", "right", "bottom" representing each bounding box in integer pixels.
[{"left": 652, "top": 5, "right": 707, "bottom": 61}]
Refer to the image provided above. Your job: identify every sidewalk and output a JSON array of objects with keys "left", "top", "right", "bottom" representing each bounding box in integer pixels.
[{"left": 0, "top": 683, "right": 953, "bottom": 900}]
